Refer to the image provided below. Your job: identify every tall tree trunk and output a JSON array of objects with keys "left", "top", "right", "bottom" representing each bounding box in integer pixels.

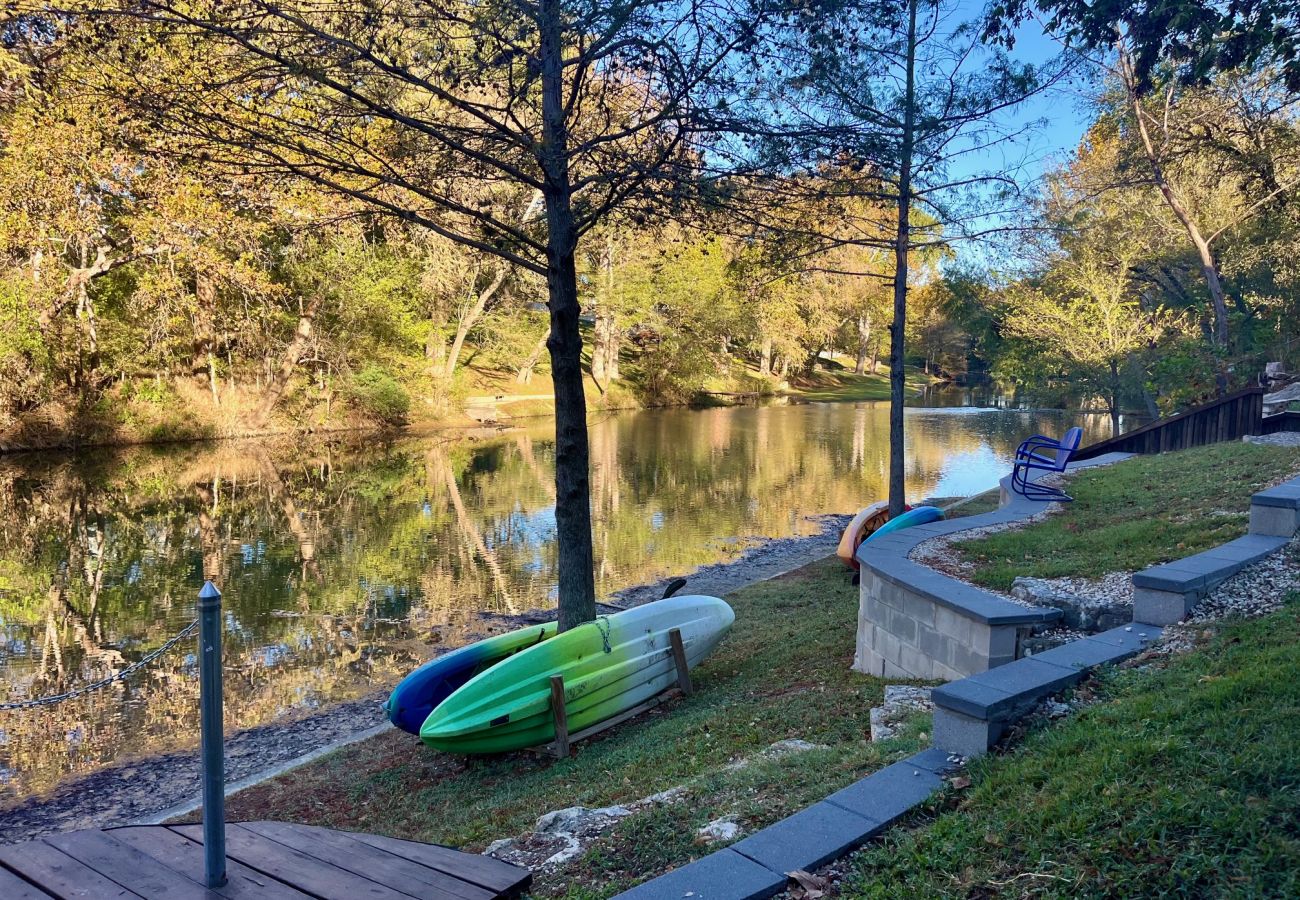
[
  {"left": 540, "top": 0, "right": 596, "bottom": 632},
  {"left": 444, "top": 265, "right": 507, "bottom": 378},
  {"left": 759, "top": 336, "right": 773, "bottom": 376},
  {"left": 516, "top": 331, "right": 549, "bottom": 384},
  {"left": 888, "top": 0, "right": 918, "bottom": 519},
  {"left": 854, "top": 315, "right": 872, "bottom": 374},
  {"left": 194, "top": 272, "right": 220, "bottom": 405},
  {"left": 253, "top": 293, "right": 323, "bottom": 427},
  {"left": 1121, "top": 50, "right": 1230, "bottom": 350},
  {"left": 592, "top": 312, "right": 613, "bottom": 391},
  {"left": 1109, "top": 359, "right": 1122, "bottom": 437}
]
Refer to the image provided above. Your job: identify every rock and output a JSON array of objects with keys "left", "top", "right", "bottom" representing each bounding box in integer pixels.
[
  {"left": 631, "top": 786, "right": 688, "bottom": 808},
  {"left": 869, "top": 685, "right": 932, "bottom": 742},
  {"left": 534, "top": 805, "right": 631, "bottom": 835},
  {"left": 1263, "top": 380, "right": 1300, "bottom": 414},
  {"left": 697, "top": 818, "right": 742, "bottom": 843},
  {"left": 1010, "top": 576, "right": 1130, "bottom": 632},
  {"left": 486, "top": 804, "right": 635, "bottom": 873},
  {"left": 763, "top": 739, "right": 826, "bottom": 757}
]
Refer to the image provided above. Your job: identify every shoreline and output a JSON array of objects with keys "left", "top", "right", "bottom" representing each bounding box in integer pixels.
[{"left": 0, "top": 513, "right": 852, "bottom": 844}]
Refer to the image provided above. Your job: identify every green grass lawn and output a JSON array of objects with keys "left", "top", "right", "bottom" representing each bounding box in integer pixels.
[
  {"left": 206, "top": 558, "right": 930, "bottom": 896},
  {"left": 783, "top": 365, "right": 936, "bottom": 402},
  {"left": 840, "top": 593, "right": 1300, "bottom": 898},
  {"left": 956, "top": 442, "right": 1300, "bottom": 590}
]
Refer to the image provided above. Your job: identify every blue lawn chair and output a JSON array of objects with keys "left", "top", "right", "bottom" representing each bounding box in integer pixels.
[{"left": 1011, "top": 426, "right": 1083, "bottom": 501}]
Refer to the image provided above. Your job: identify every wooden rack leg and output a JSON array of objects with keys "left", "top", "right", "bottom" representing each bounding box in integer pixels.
[
  {"left": 668, "top": 628, "right": 693, "bottom": 697},
  {"left": 549, "top": 675, "right": 570, "bottom": 759}
]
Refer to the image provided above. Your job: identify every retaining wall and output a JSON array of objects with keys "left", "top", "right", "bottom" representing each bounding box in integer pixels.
[{"left": 853, "top": 454, "right": 1131, "bottom": 681}]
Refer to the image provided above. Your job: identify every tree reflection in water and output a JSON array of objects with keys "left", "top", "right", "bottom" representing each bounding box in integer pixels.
[{"left": 0, "top": 400, "right": 1112, "bottom": 800}]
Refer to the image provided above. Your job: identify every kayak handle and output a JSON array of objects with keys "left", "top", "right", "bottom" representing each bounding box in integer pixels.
[{"left": 661, "top": 578, "right": 688, "bottom": 599}]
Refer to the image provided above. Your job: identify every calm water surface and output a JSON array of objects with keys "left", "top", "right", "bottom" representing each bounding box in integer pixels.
[{"left": 0, "top": 399, "right": 1113, "bottom": 800}]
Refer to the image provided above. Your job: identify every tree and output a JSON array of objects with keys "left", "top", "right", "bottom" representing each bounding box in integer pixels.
[
  {"left": 1001, "top": 244, "right": 1185, "bottom": 435},
  {"left": 985, "top": 0, "right": 1300, "bottom": 92},
  {"left": 63, "top": 0, "right": 778, "bottom": 630},
  {"left": 758, "top": 0, "right": 1064, "bottom": 515}
]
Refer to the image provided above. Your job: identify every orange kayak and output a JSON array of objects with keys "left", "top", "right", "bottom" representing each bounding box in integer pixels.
[{"left": 836, "top": 501, "right": 893, "bottom": 570}]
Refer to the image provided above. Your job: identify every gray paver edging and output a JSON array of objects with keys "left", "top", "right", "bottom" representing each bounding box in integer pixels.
[
  {"left": 1133, "top": 472, "right": 1300, "bottom": 624},
  {"left": 614, "top": 617, "right": 1164, "bottom": 900}
]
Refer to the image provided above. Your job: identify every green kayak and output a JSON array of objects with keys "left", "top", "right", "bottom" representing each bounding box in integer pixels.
[{"left": 420, "top": 595, "right": 734, "bottom": 754}]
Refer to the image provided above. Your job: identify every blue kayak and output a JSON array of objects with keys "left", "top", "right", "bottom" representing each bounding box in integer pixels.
[
  {"left": 861, "top": 505, "right": 944, "bottom": 544},
  {"left": 385, "top": 621, "right": 557, "bottom": 734}
]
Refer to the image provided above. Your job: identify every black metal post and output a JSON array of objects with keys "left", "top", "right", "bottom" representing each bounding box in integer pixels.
[{"left": 197, "top": 580, "right": 227, "bottom": 888}]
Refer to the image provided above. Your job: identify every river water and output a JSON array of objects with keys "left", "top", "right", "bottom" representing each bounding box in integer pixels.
[{"left": 0, "top": 397, "right": 1112, "bottom": 802}]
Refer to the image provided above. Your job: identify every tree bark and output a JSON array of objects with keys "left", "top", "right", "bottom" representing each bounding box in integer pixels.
[
  {"left": 759, "top": 336, "right": 773, "bottom": 376},
  {"left": 888, "top": 0, "right": 918, "bottom": 519},
  {"left": 444, "top": 265, "right": 507, "bottom": 378},
  {"left": 854, "top": 315, "right": 872, "bottom": 374},
  {"left": 253, "top": 293, "right": 323, "bottom": 427},
  {"left": 194, "top": 272, "right": 220, "bottom": 405},
  {"left": 1122, "top": 50, "right": 1230, "bottom": 349},
  {"left": 540, "top": 0, "right": 596, "bottom": 631},
  {"left": 516, "top": 330, "right": 549, "bottom": 384}
]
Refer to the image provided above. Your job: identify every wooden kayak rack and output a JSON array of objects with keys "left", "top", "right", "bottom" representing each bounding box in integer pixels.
[{"left": 538, "top": 627, "right": 692, "bottom": 760}]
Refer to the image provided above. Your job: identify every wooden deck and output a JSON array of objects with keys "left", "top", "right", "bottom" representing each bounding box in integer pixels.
[{"left": 0, "top": 822, "right": 531, "bottom": 899}]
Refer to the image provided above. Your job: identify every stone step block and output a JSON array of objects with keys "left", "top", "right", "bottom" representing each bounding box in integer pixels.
[
  {"left": 823, "top": 760, "right": 943, "bottom": 828},
  {"left": 931, "top": 657, "right": 1082, "bottom": 721},
  {"left": 730, "top": 802, "right": 882, "bottom": 877},
  {"left": 612, "top": 848, "right": 786, "bottom": 900}
]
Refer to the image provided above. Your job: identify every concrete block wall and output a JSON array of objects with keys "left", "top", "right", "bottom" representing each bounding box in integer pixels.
[{"left": 853, "top": 567, "right": 1025, "bottom": 681}]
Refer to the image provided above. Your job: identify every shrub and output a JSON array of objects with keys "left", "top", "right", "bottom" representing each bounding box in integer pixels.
[{"left": 346, "top": 365, "right": 410, "bottom": 425}]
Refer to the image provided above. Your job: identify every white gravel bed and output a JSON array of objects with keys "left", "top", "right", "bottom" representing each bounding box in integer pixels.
[{"left": 1243, "top": 430, "right": 1300, "bottom": 447}]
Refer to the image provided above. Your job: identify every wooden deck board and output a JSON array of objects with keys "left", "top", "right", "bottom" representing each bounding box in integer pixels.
[
  {"left": 0, "top": 863, "right": 59, "bottom": 900},
  {"left": 345, "top": 829, "right": 532, "bottom": 896},
  {"left": 109, "top": 827, "right": 314, "bottom": 900},
  {"left": 173, "top": 823, "right": 417, "bottom": 900},
  {"left": 242, "top": 822, "right": 497, "bottom": 900},
  {"left": 0, "top": 839, "right": 143, "bottom": 898},
  {"left": 43, "top": 830, "right": 216, "bottom": 900},
  {"left": 1, "top": 823, "right": 530, "bottom": 900}
]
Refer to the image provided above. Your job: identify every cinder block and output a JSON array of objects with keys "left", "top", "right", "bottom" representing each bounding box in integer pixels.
[
  {"left": 888, "top": 608, "right": 919, "bottom": 645},
  {"left": 948, "top": 641, "right": 992, "bottom": 677},
  {"left": 917, "top": 623, "right": 946, "bottom": 662},
  {"left": 987, "top": 625, "right": 1018, "bottom": 659},
  {"left": 899, "top": 589, "right": 938, "bottom": 627},
  {"left": 1249, "top": 503, "right": 1300, "bottom": 537},
  {"left": 899, "top": 643, "right": 936, "bottom": 679},
  {"left": 874, "top": 627, "right": 904, "bottom": 664},
  {"left": 935, "top": 605, "right": 975, "bottom": 646},
  {"left": 1132, "top": 586, "right": 1196, "bottom": 625},
  {"left": 933, "top": 707, "right": 1001, "bottom": 758},
  {"left": 882, "top": 659, "right": 913, "bottom": 679}
]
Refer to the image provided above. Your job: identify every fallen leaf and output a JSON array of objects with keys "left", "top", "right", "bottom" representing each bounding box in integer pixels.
[
  {"left": 948, "top": 776, "right": 972, "bottom": 790},
  {"left": 789, "top": 869, "right": 826, "bottom": 897}
]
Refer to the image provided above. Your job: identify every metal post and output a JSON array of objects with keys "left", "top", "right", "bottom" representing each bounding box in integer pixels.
[{"left": 197, "top": 580, "right": 227, "bottom": 888}]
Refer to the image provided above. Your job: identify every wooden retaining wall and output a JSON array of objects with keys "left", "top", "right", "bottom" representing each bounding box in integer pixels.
[{"left": 1074, "top": 387, "right": 1264, "bottom": 460}]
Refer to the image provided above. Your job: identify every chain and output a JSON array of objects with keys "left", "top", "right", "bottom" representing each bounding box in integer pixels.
[
  {"left": 595, "top": 615, "right": 612, "bottom": 654},
  {"left": 0, "top": 618, "right": 200, "bottom": 711}
]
